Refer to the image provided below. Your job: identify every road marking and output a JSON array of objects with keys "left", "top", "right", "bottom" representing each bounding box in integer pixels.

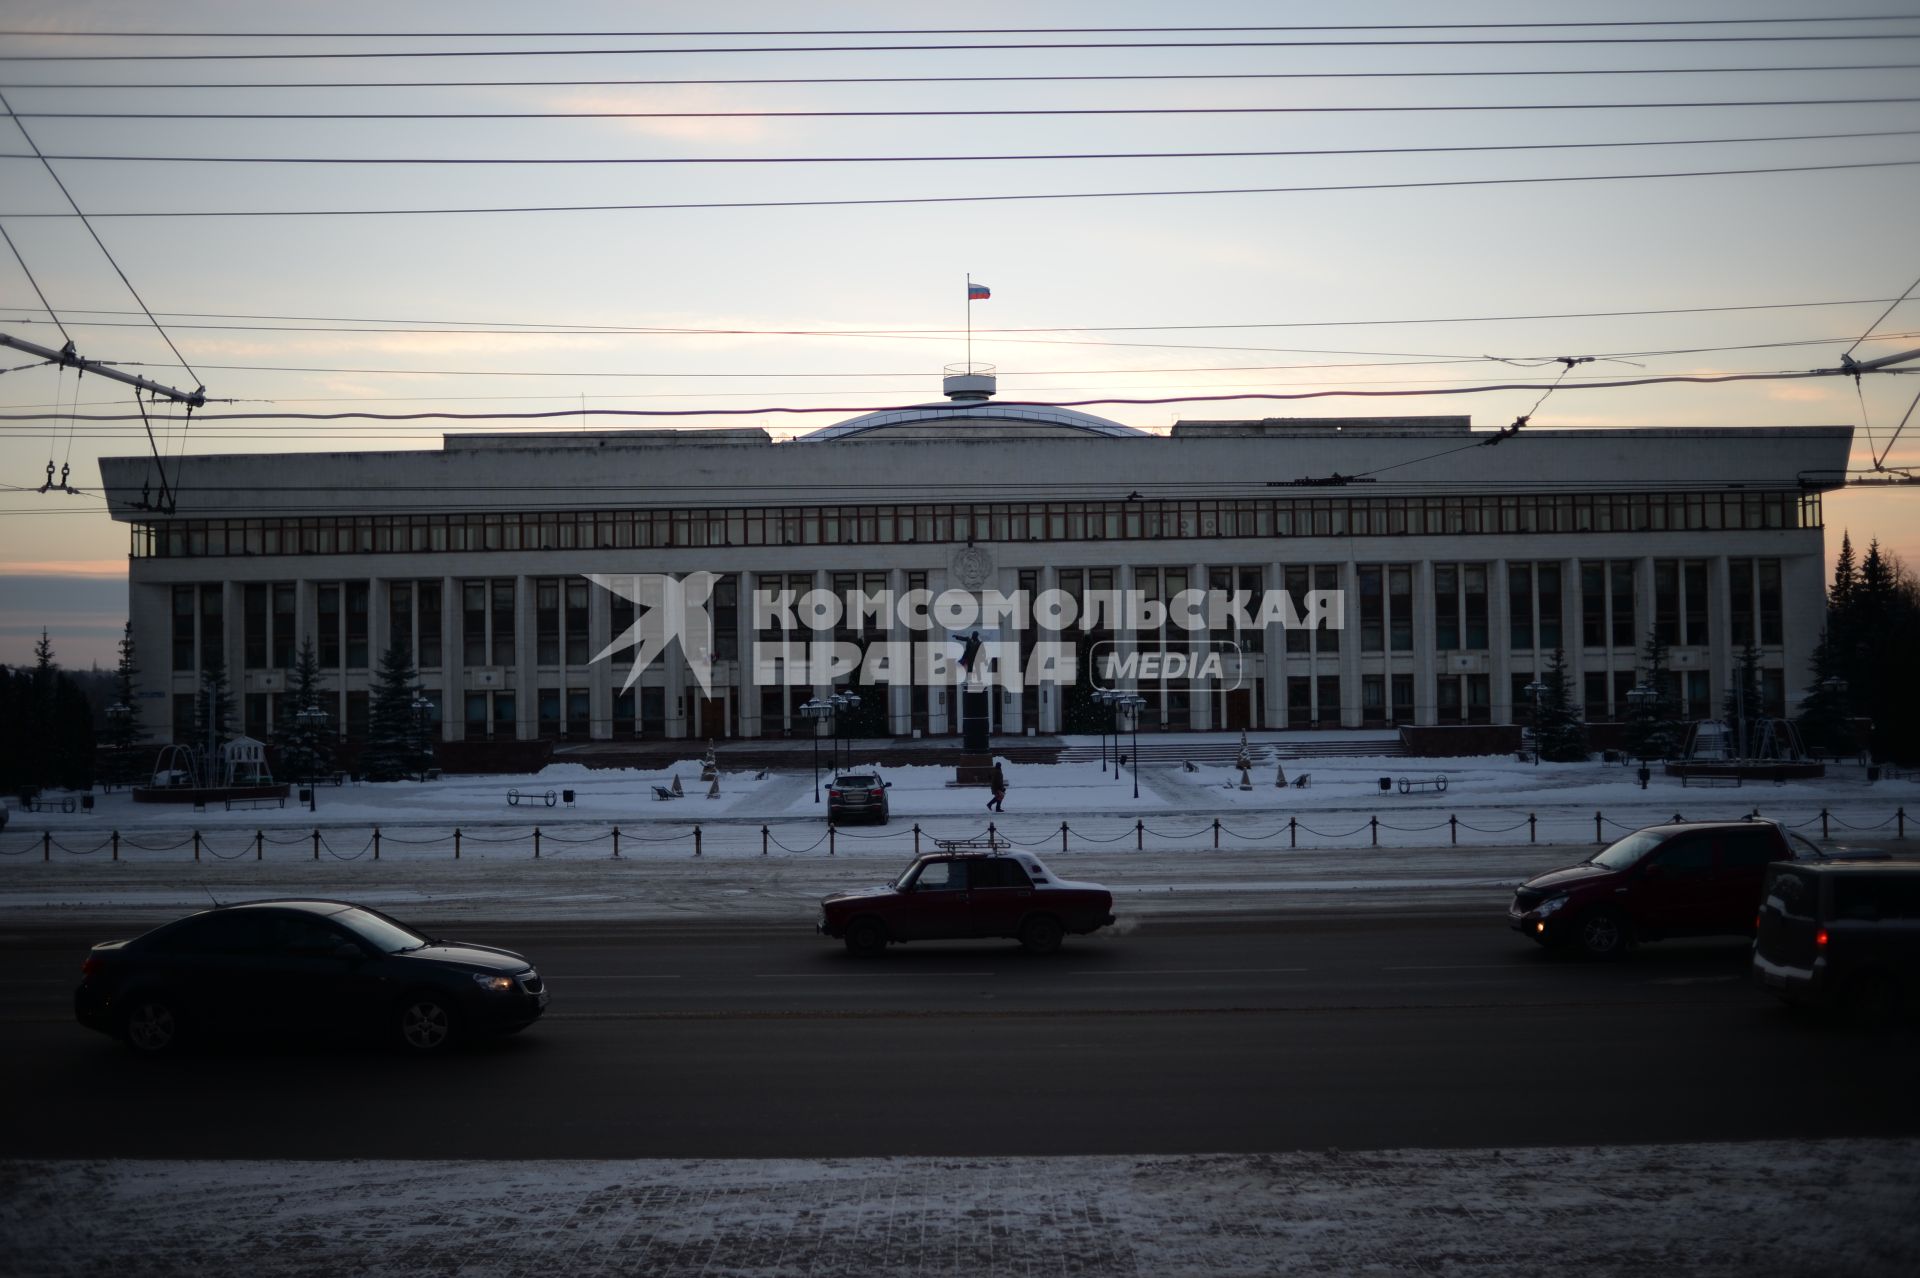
[
  {"left": 544, "top": 973, "right": 682, "bottom": 980},
  {"left": 1647, "top": 976, "right": 1739, "bottom": 985},
  {"left": 754, "top": 972, "right": 996, "bottom": 978},
  {"left": 1073, "top": 967, "right": 1309, "bottom": 976},
  {"left": 1380, "top": 964, "right": 1514, "bottom": 971}
]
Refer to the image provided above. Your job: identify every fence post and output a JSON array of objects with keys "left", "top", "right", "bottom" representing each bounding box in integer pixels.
[
  {"left": 1821, "top": 808, "right": 1830, "bottom": 840},
  {"left": 256, "top": 830, "right": 263, "bottom": 861},
  {"left": 373, "top": 826, "right": 381, "bottom": 861},
  {"left": 193, "top": 830, "right": 200, "bottom": 863},
  {"left": 694, "top": 825, "right": 703, "bottom": 857},
  {"left": 913, "top": 823, "right": 921, "bottom": 855},
  {"left": 613, "top": 826, "right": 621, "bottom": 859},
  {"left": 454, "top": 828, "right": 461, "bottom": 860},
  {"left": 1061, "top": 821, "right": 1069, "bottom": 854},
  {"left": 1369, "top": 816, "right": 1378, "bottom": 848},
  {"left": 43, "top": 831, "right": 51, "bottom": 862},
  {"left": 1900, "top": 807, "right": 1907, "bottom": 839},
  {"left": 1289, "top": 817, "right": 1297, "bottom": 850},
  {"left": 1595, "top": 811, "right": 1604, "bottom": 844},
  {"left": 1529, "top": 813, "right": 1537, "bottom": 844},
  {"left": 1213, "top": 818, "right": 1221, "bottom": 850},
  {"left": 1449, "top": 814, "right": 1458, "bottom": 846},
  {"left": 533, "top": 827, "right": 541, "bottom": 859},
  {"left": 313, "top": 828, "right": 320, "bottom": 861},
  {"left": 761, "top": 825, "right": 768, "bottom": 856},
  {"left": 111, "top": 830, "right": 119, "bottom": 862},
  {"left": 829, "top": 823, "right": 836, "bottom": 857},
  {"left": 1136, "top": 819, "right": 1144, "bottom": 850}
]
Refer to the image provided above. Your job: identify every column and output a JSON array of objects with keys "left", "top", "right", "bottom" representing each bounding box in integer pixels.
[
  {"left": 1263, "top": 561, "right": 1285, "bottom": 730},
  {"left": 369, "top": 577, "right": 390, "bottom": 668},
  {"left": 1037, "top": 563, "right": 1061, "bottom": 734},
  {"left": 1338, "top": 561, "right": 1361, "bottom": 728},
  {"left": 1709, "top": 555, "right": 1734, "bottom": 706},
  {"left": 1413, "top": 559, "right": 1437, "bottom": 726},
  {"left": 735, "top": 569, "right": 760, "bottom": 739},
  {"left": 514, "top": 574, "right": 536, "bottom": 741},
  {"left": 1490, "top": 558, "right": 1512, "bottom": 725},
  {"left": 588, "top": 573, "right": 611, "bottom": 740},
  {"left": 440, "top": 575, "right": 460, "bottom": 742},
  {"left": 887, "top": 568, "right": 911, "bottom": 736},
  {"left": 1000, "top": 567, "right": 1023, "bottom": 736}
]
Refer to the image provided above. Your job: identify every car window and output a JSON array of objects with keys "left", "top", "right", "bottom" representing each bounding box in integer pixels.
[
  {"left": 915, "top": 859, "right": 967, "bottom": 892},
  {"left": 268, "top": 914, "right": 352, "bottom": 956},
  {"left": 157, "top": 911, "right": 276, "bottom": 955},
  {"left": 332, "top": 906, "right": 427, "bottom": 953},
  {"left": 836, "top": 775, "right": 877, "bottom": 788},
  {"left": 993, "top": 858, "right": 1033, "bottom": 889},
  {"left": 1721, "top": 829, "right": 1784, "bottom": 868},
  {"left": 1019, "top": 856, "right": 1052, "bottom": 885},
  {"left": 1835, "top": 875, "right": 1920, "bottom": 922},
  {"left": 1652, "top": 834, "right": 1713, "bottom": 875},
  {"left": 1592, "top": 830, "right": 1665, "bottom": 871}
]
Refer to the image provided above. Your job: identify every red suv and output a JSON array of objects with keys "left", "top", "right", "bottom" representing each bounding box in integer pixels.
[
  {"left": 1509, "top": 819, "right": 1804, "bottom": 958},
  {"left": 819, "top": 851, "right": 1116, "bottom": 956}
]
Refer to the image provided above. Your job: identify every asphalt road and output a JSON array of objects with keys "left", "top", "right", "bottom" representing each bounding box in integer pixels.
[{"left": 3, "top": 911, "right": 1915, "bottom": 1160}]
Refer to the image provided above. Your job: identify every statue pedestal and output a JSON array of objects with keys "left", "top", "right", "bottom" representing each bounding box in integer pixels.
[{"left": 954, "top": 752, "right": 996, "bottom": 786}]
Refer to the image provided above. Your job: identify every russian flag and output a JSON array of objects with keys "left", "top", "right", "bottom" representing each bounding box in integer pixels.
[{"left": 968, "top": 282, "right": 991, "bottom": 301}]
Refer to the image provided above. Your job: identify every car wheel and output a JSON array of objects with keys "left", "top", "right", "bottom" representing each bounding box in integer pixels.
[
  {"left": 1576, "top": 908, "right": 1630, "bottom": 959},
  {"left": 397, "top": 993, "right": 458, "bottom": 1053},
  {"left": 844, "top": 918, "right": 887, "bottom": 957},
  {"left": 1019, "top": 915, "right": 1065, "bottom": 955},
  {"left": 121, "top": 995, "right": 182, "bottom": 1056}
]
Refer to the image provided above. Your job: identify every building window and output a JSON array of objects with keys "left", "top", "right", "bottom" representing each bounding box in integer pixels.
[
  {"left": 243, "top": 584, "right": 268, "bottom": 669},
  {"left": 345, "top": 582, "right": 369, "bottom": 669},
  {"left": 538, "top": 689, "right": 561, "bottom": 737},
  {"left": 491, "top": 580, "right": 515, "bottom": 666},
  {"left": 463, "top": 581, "right": 487, "bottom": 667},
  {"left": 318, "top": 584, "right": 341, "bottom": 668},
  {"left": 537, "top": 578, "right": 561, "bottom": 666},
  {"left": 271, "top": 583, "right": 295, "bottom": 669},
  {"left": 1509, "top": 564, "right": 1534, "bottom": 651},
  {"left": 1391, "top": 673, "right": 1414, "bottom": 724},
  {"left": 1315, "top": 674, "right": 1341, "bottom": 727},
  {"left": 1359, "top": 566, "right": 1383, "bottom": 653},
  {"left": 565, "top": 579, "right": 590, "bottom": 666},
  {"left": 1463, "top": 564, "right": 1488, "bottom": 649},
  {"left": 1610, "top": 561, "right": 1635, "bottom": 648},
  {"left": 199, "top": 585, "right": 223, "bottom": 672},
  {"left": 1683, "top": 559, "right": 1710, "bottom": 646},
  {"left": 1759, "top": 559, "right": 1782, "bottom": 645},
  {"left": 1388, "top": 565, "right": 1412, "bottom": 652},
  {"left": 418, "top": 581, "right": 441, "bottom": 669},
  {"left": 389, "top": 581, "right": 413, "bottom": 665},
  {"left": 172, "top": 586, "right": 196, "bottom": 672},
  {"left": 1434, "top": 565, "right": 1458, "bottom": 651},
  {"left": 1362, "top": 674, "right": 1384, "bottom": 726}
]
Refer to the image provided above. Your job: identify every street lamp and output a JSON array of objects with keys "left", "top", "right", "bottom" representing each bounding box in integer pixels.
[
  {"left": 1092, "top": 688, "right": 1119, "bottom": 772},
  {"left": 1120, "top": 693, "right": 1147, "bottom": 799},
  {"left": 410, "top": 690, "right": 435, "bottom": 781},
  {"left": 830, "top": 690, "right": 861, "bottom": 773},
  {"left": 799, "top": 698, "right": 834, "bottom": 802},
  {"left": 295, "top": 703, "right": 328, "bottom": 811},
  {"left": 105, "top": 702, "right": 132, "bottom": 789},
  {"left": 1523, "top": 680, "right": 1547, "bottom": 766}
]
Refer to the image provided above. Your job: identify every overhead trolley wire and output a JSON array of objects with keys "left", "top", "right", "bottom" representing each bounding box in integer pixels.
[{"left": 10, "top": 127, "right": 1913, "bottom": 168}]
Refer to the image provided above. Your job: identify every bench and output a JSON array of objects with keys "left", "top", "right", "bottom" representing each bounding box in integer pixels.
[
  {"left": 1292, "top": 773, "right": 1311, "bottom": 789},
  {"left": 224, "top": 796, "right": 285, "bottom": 811},
  {"left": 507, "top": 788, "right": 559, "bottom": 807},
  {"left": 651, "top": 785, "right": 680, "bottom": 801},
  {"left": 1681, "top": 774, "right": 1742, "bottom": 788},
  {"left": 934, "top": 834, "right": 1010, "bottom": 853},
  {"left": 1398, "top": 776, "right": 1448, "bottom": 795}
]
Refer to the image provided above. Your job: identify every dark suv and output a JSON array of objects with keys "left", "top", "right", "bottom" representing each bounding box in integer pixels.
[
  {"left": 1509, "top": 819, "right": 1802, "bottom": 958},
  {"left": 1754, "top": 861, "right": 1920, "bottom": 1022},
  {"left": 826, "top": 772, "right": 890, "bottom": 825}
]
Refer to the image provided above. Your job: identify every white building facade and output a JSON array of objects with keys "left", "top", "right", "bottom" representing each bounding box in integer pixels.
[{"left": 98, "top": 379, "right": 1851, "bottom": 748}]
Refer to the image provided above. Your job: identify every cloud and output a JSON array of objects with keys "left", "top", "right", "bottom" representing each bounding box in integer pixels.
[
  {"left": 1764, "top": 384, "right": 1833, "bottom": 403},
  {"left": 542, "top": 86, "right": 777, "bottom": 145},
  {"left": 0, "top": 559, "right": 126, "bottom": 578}
]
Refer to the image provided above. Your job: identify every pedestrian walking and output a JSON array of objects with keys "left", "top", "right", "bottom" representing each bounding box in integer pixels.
[{"left": 987, "top": 762, "right": 1007, "bottom": 812}]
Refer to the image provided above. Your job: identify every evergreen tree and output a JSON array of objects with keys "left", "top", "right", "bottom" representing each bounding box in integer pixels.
[
  {"left": 1722, "top": 641, "right": 1764, "bottom": 758},
  {"left": 27, "top": 631, "right": 58, "bottom": 788},
  {"left": 1534, "top": 647, "right": 1589, "bottom": 762},
  {"left": 273, "top": 638, "right": 334, "bottom": 785},
  {"left": 100, "top": 622, "right": 147, "bottom": 785},
  {"left": 1625, "top": 627, "right": 1683, "bottom": 761},
  {"left": 1858, "top": 539, "right": 1896, "bottom": 626},
  {"left": 1831, "top": 531, "right": 1858, "bottom": 615},
  {"left": 360, "top": 639, "right": 423, "bottom": 781},
  {"left": 194, "top": 646, "right": 235, "bottom": 762},
  {"left": 1796, "top": 626, "right": 1856, "bottom": 759}
]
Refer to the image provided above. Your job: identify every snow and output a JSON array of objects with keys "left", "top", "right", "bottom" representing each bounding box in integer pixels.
[{"left": 3, "top": 1140, "right": 1913, "bottom": 1277}]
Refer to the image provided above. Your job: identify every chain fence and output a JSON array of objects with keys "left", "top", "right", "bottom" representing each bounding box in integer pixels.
[{"left": 0, "top": 803, "right": 1908, "bottom": 863}]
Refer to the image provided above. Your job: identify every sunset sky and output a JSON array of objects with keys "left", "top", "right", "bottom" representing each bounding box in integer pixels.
[{"left": 2, "top": 0, "right": 1917, "bottom": 668}]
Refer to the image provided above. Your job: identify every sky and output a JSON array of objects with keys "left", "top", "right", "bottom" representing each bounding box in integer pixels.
[{"left": 1, "top": 0, "right": 1917, "bottom": 668}]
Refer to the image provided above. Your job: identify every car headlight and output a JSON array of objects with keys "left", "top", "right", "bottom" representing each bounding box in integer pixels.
[
  {"left": 1534, "top": 894, "right": 1568, "bottom": 917},
  {"left": 472, "top": 973, "right": 516, "bottom": 993}
]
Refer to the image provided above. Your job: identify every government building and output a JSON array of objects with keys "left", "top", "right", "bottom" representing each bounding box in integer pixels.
[{"left": 98, "top": 368, "right": 1851, "bottom": 750}]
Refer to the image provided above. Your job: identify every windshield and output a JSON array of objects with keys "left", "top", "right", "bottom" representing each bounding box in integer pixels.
[
  {"left": 837, "top": 775, "right": 878, "bottom": 788},
  {"left": 332, "top": 906, "right": 429, "bottom": 953},
  {"left": 1591, "top": 831, "right": 1666, "bottom": 871}
]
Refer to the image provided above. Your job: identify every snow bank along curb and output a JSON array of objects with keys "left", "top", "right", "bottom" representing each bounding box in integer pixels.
[{"left": 3, "top": 1140, "right": 1915, "bottom": 1277}]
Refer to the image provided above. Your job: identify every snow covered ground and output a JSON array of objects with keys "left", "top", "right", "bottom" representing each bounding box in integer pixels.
[{"left": 4, "top": 1140, "right": 1914, "bottom": 1277}]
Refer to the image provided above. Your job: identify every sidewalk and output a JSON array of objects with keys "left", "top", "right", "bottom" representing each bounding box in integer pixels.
[{"left": 4, "top": 1140, "right": 1914, "bottom": 1277}]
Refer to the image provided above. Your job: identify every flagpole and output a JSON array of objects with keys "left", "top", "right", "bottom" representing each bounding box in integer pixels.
[{"left": 965, "top": 273, "right": 972, "bottom": 369}]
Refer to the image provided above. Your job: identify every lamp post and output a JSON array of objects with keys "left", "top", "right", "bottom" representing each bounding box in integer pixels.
[
  {"left": 295, "top": 703, "right": 328, "bottom": 811},
  {"left": 1121, "top": 693, "right": 1146, "bottom": 799},
  {"left": 1524, "top": 680, "right": 1546, "bottom": 765},
  {"left": 105, "top": 702, "right": 132, "bottom": 788},
  {"left": 410, "top": 690, "right": 435, "bottom": 781},
  {"left": 800, "top": 698, "right": 834, "bottom": 802},
  {"left": 1092, "top": 688, "right": 1117, "bottom": 772},
  {"left": 830, "top": 690, "right": 861, "bottom": 773}
]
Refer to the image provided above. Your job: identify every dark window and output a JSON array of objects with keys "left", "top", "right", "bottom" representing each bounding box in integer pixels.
[
  {"left": 1653, "top": 834, "right": 1714, "bottom": 874},
  {"left": 199, "top": 585, "right": 223, "bottom": 671},
  {"left": 271, "top": 584, "right": 296, "bottom": 669},
  {"left": 914, "top": 859, "right": 967, "bottom": 892},
  {"left": 537, "top": 578, "right": 561, "bottom": 665},
  {"left": 463, "top": 581, "right": 487, "bottom": 667},
  {"left": 1434, "top": 564, "right": 1459, "bottom": 651},
  {"left": 418, "top": 582, "right": 441, "bottom": 669},
  {"left": 318, "top": 584, "right": 341, "bottom": 668},
  {"left": 243, "top": 584, "right": 267, "bottom": 668},
  {"left": 345, "top": 582, "right": 369, "bottom": 669},
  {"left": 1720, "top": 829, "right": 1783, "bottom": 868},
  {"left": 1610, "top": 561, "right": 1635, "bottom": 648},
  {"left": 1359, "top": 566, "right": 1383, "bottom": 653},
  {"left": 1758, "top": 560, "right": 1783, "bottom": 646},
  {"left": 1537, "top": 564, "right": 1562, "bottom": 649},
  {"left": 156, "top": 911, "right": 275, "bottom": 955},
  {"left": 172, "top": 585, "right": 196, "bottom": 672},
  {"left": 1463, "top": 564, "right": 1488, "bottom": 650},
  {"left": 1833, "top": 875, "right": 1920, "bottom": 921},
  {"left": 1509, "top": 563, "right": 1534, "bottom": 651},
  {"left": 491, "top": 581, "right": 515, "bottom": 666},
  {"left": 1582, "top": 564, "right": 1606, "bottom": 648},
  {"left": 1388, "top": 565, "right": 1413, "bottom": 652},
  {"left": 389, "top": 581, "right": 412, "bottom": 665},
  {"left": 565, "top": 579, "right": 590, "bottom": 666}
]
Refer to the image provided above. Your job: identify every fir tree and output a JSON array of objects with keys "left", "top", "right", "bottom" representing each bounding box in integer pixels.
[
  {"left": 1625, "top": 628, "right": 1683, "bottom": 761},
  {"left": 195, "top": 646, "right": 235, "bottom": 765},
  {"left": 101, "top": 622, "right": 147, "bottom": 784},
  {"left": 1722, "top": 641, "right": 1764, "bottom": 758},
  {"left": 273, "top": 638, "right": 334, "bottom": 785},
  {"left": 1534, "top": 647, "right": 1589, "bottom": 762},
  {"left": 1796, "top": 626, "right": 1856, "bottom": 759},
  {"left": 1831, "top": 531, "right": 1858, "bottom": 614},
  {"left": 360, "top": 639, "right": 423, "bottom": 781}
]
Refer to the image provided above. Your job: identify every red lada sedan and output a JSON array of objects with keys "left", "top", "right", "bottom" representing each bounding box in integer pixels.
[{"left": 819, "top": 850, "right": 1116, "bottom": 956}]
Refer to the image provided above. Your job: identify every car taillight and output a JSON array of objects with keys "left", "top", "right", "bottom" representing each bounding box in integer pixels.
[
  {"left": 828, "top": 789, "right": 841, "bottom": 799},
  {"left": 1816, "top": 929, "right": 1829, "bottom": 948},
  {"left": 869, "top": 789, "right": 883, "bottom": 799},
  {"left": 81, "top": 956, "right": 102, "bottom": 978}
]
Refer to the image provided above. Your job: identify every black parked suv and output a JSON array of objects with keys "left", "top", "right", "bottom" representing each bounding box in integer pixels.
[
  {"left": 76, "top": 899, "right": 548, "bottom": 1055},
  {"left": 1753, "top": 861, "right": 1920, "bottom": 1022},
  {"left": 827, "top": 772, "right": 891, "bottom": 824}
]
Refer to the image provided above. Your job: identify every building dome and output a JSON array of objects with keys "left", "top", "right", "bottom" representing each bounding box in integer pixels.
[{"left": 797, "top": 364, "right": 1148, "bottom": 442}]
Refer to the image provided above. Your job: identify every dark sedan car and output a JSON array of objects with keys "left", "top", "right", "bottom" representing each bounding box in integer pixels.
[
  {"left": 75, "top": 899, "right": 547, "bottom": 1055},
  {"left": 819, "top": 851, "right": 1115, "bottom": 955}
]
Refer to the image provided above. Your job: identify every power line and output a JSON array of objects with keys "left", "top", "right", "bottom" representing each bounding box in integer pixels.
[
  {"left": 6, "top": 64, "right": 1917, "bottom": 91},
  {"left": 10, "top": 18, "right": 1918, "bottom": 37},
  {"left": 1844, "top": 269, "right": 1920, "bottom": 358},
  {"left": 10, "top": 127, "right": 1910, "bottom": 168},
  {"left": 15, "top": 95, "right": 1920, "bottom": 119},
  {"left": 8, "top": 35, "right": 1920, "bottom": 62},
  {"left": 3, "top": 158, "right": 1913, "bottom": 219}
]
